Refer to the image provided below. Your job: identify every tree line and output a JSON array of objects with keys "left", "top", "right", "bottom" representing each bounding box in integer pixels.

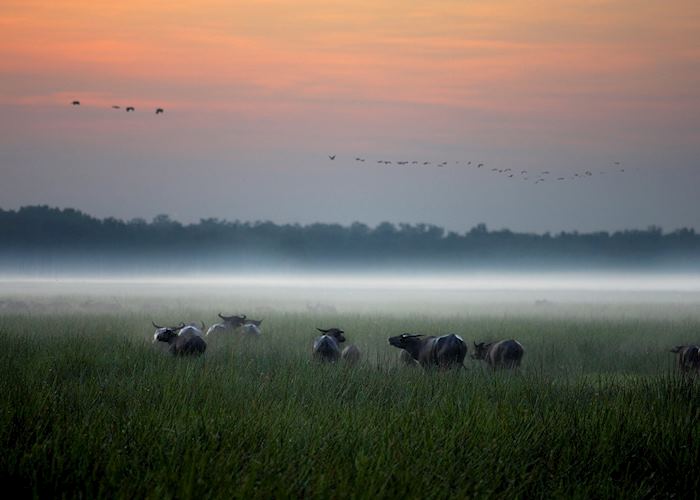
[{"left": 1, "top": 205, "right": 698, "bottom": 272}]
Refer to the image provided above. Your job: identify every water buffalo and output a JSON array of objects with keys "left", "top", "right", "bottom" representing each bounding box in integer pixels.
[
  {"left": 152, "top": 321, "right": 184, "bottom": 342},
  {"left": 342, "top": 344, "right": 361, "bottom": 365},
  {"left": 180, "top": 321, "right": 206, "bottom": 337},
  {"left": 206, "top": 313, "right": 247, "bottom": 336},
  {"left": 312, "top": 328, "right": 346, "bottom": 362},
  {"left": 153, "top": 324, "right": 206, "bottom": 356},
  {"left": 388, "top": 333, "right": 467, "bottom": 368},
  {"left": 241, "top": 319, "right": 263, "bottom": 336},
  {"left": 472, "top": 340, "right": 524, "bottom": 369},
  {"left": 670, "top": 345, "right": 700, "bottom": 375}
]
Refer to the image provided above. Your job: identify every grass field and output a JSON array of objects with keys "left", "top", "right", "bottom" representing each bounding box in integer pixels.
[{"left": 1, "top": 283, "right": 700, "bottom": 498}]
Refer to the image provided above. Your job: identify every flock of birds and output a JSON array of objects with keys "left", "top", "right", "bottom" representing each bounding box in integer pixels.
[
  {"left": 69, "top": 99, "right": 628, "bottom": 183},
  {"left": 71, "top": 100, "right": 164, "bottom": 114},
  {"left": 327, "top": 154, "right": 627, "bottom": 184}
]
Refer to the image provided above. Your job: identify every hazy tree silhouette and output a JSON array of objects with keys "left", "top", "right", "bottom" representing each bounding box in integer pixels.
[{"left": 0, "top": 205, "right": 698, "bottom": 272}]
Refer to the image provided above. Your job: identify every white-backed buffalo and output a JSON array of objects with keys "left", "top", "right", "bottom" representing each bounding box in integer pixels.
[
  {"left": 472, "top": 340, "right": 524, "bottom": 369},
  {"left": 312, "top": 328, "right": 346, "bottom": 362},
  {"left": 180, "top": 321, "right": 206, "bottom": 337},
  {"left": 152, "top": 323, "right": 207, "bottom": 356},
  {"left": 388, "top": 333, "right": 467, "bottom": 369},
  {"left": 670, "top": 345, "right": 700, "bottom": 375},
  {"left": 206, "top": 313, "right": 247, "bottom": 336}
]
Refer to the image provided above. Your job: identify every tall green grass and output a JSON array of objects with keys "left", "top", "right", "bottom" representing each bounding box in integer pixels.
[{"left": 1, "top": 309, "right": 699, "bottom": 498}]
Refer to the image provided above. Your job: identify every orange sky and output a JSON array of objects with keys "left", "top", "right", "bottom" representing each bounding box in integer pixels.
[
  {"left": 1, "top": 1, "right": 699, "bottom": 230},
  {"left": 3, "top": 1, "right": 698, "bottom": 130}
]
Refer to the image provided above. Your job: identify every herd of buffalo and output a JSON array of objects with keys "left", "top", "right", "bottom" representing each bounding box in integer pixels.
[{"left": 152, "top": 312, "right": 700, "bottom": 373}]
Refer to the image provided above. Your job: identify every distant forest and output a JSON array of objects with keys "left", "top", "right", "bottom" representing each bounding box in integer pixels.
[{"left": 1, "top": 205, "right": 699, "bottom": 273}]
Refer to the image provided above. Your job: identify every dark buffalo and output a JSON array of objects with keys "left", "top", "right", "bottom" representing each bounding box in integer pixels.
[
  {"left": 472, "top": 340, "right": 524, "bottom": 369},
  {"left": 312, "top": 328, "right": 346, "bottom": 362},
  {"left": 153, "top": 324, "right": 206, "bottom": 356},
  {"left": 670, "top": 345, "right": 700, "bottom": 375},
  {"left": 388, "top": 333, "right": 467, "bottom": 368}
]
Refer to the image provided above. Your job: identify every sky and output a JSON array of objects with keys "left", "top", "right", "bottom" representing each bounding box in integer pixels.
[{"left": 1, "top": 0, "right": 699, "bottom": 233}]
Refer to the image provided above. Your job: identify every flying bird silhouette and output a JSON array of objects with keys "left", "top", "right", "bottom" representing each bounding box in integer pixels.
[
  {"left": 112, "top": 105, "right": 120, "bottom": 109},
  {"left": 126, "top": 107, "right": 135, "bottom": 112},
  {"left": 155, "top": 108, "right": 164, "bottom": 114},
  {"left": 71, "top": 101, "right": 80, "bottom": 106},
  {"left": 328, "top": 155, "right": 336, "bottom": 160}
]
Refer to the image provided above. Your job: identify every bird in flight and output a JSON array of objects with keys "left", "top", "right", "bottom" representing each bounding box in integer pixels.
[
  {"left": 71, "top": 101, "right": 80, "bottom": 106},
  {"left": 328, "top": 155, "right": 336, "bottom": 160},
  {"left": 155, "top": 108, "right": 164, "bottom": 114},
  {"left": 112, "top": 105, "right": 120, "bottom": 109},
  {"left": 126, "top": 107, "right": 135, "bottom": 112}
]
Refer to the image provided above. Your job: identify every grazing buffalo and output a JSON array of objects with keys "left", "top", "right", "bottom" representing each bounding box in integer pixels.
[
  {"left": 388, "top": 333, "right": 467, "bottom": 368},
  {"left": 342, "top": 344, "right": 361, "bottom": 365},
  {"left": 472, "top": 340, "right": 524, "bottom": 369},
  {"left": 206, "top": 313, "right": 247, "bottom": 336},
  {"left": 153, "top": 324, "right": 206, "bottom": 356},
  {"left": 241, "top": 319, "right": 263, "bottom": 336},
  {"left": 670, "top": 345, "right": 700, "bottom": 375},
  {"left": 312, "top": 328, "right": 346, "bottom": 362},
  {"left": 152, "top": 321, "right": 184, "bottom": 342}
]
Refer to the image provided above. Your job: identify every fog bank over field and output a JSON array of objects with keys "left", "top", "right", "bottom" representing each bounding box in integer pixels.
[{"left": 2, "top": 272, "right": 700, "bottom": 318}]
